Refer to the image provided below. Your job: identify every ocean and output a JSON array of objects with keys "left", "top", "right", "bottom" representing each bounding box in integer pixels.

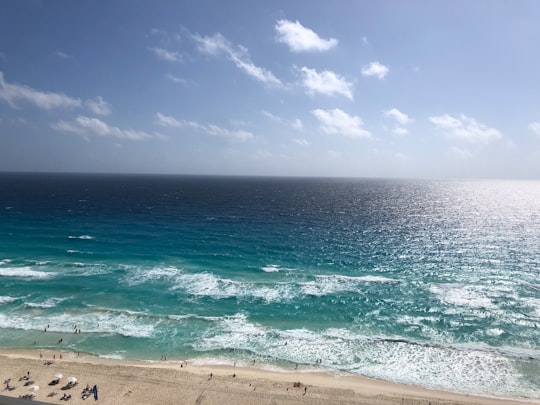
[{"left": 0, "top": 173, "right": 539, "bottom": 399}]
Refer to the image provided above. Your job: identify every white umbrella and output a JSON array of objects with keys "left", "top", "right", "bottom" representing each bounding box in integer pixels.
[
  {"left": 29, "top": 385, "right": 39, "bottom": 393},
  {"left": 54, "top": 373, "right": 63, "bottom": 379},
  {"left": 67, "top": 376, "right": 77, "bottom": 383}
]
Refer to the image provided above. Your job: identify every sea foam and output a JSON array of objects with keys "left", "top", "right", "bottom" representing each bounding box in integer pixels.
[
  {"left": 430, "top": 284, "right": 498, "bottom": 310},
  {"left": 0, "top": 267, "right": 56, "bottom": 279},
  {"left": 0, "top": 296, "right": 17, "bottom": 305}
]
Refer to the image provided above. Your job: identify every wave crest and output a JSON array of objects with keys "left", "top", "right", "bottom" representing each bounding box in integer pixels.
[{"left": 0, "top": 267, "right": 56, "bottom": 279}]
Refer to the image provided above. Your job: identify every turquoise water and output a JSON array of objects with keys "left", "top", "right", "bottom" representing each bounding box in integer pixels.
[{"left": 0, "top": 173, "right": 539, "bottom": 398}]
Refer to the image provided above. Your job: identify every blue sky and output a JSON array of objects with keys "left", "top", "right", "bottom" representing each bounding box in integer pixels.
[{"left": 1, "top": 1, "right": 539, "bottom": 179}]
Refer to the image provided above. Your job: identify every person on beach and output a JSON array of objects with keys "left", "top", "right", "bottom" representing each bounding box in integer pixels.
[{"left": 93, "top": 384, "right": 98, "bottom": 400}]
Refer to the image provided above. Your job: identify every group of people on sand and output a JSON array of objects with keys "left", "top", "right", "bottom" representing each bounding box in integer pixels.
[
  {"left": 3, "top": 372, "right": 37, "bottom": 400},
  {"left": 3, "top": 372, "right": 33, "bottom": 391},
  {"left": 81, "top": 384, "right": 98, "bottom": 401},
  {"left": 3, "top": 365, "right": 99, "bottom": 402}
]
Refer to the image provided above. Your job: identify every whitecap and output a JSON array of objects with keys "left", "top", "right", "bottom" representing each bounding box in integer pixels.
[
  {"left": 430, "top": 284, "right": 498, "bottom": 310},
  {"left": 68, "top": 235, "right": 95, "bottom": 240},
  {"left": 122, "top": 265, "right": 183, "bottom": 286},
  {"left": 485, "top": 328, "right": 504, "bottom": 337},
  {"left": 99, "top": 353, "right": 125, "bottom": 360},
  {"left": 301, "top": 274, "right": 399, "bottom": 296},
  {"left": 171, "top": 272, "right": 295, "bottom": 303},
  {"left": 0, "top": 310, "right": 154, "bottom": 338},
  {"left": 25, "top": 297, "right": 67, "bottom": 309},
  {"left": 195, "top": 313, "right": 268, "bottom": 351},
  {"left": 261, "top": 264, "right": 280, "bottom": 273},
  {"left": 26, "top": 260, "right": 50, "bottom": 266},
  {"left": 0, "top": 267, "right": 56, "bottom": 279},
  {"left": 0, "top": 296, "right": 16, "bottom": 304},
  {"left": 168, "top": 314, "right": 230, "bottom": 323}
]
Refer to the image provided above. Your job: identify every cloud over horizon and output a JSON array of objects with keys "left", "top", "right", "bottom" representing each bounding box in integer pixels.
[
  {"left": 156, "top": 112, "right": 254, "bottom": 141},
  {"left": 53, "top": 115, "right": 153, "bottom": 140},
  {"left": 312, "top": 108, "right": 371, "bottom": 139},
  {"left": 0, "top": 72, "right": 81, "bottom": 110},
  {"left": 430, "top": 114, "right": 503, "bottom": 143},
  {"left": 384, "top": 108, "right": 413, "bottom": 136}
]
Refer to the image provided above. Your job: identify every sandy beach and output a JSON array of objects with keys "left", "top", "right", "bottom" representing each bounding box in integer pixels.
[{"left": 0, "top": 349, "right": 537, "bottom": 405}]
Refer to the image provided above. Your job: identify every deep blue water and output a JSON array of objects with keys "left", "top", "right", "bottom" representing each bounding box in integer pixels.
[{"left": 0, "top": 173, "right": 539, "bottom": 398}]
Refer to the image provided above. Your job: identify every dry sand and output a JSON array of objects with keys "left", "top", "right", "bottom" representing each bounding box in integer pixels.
[{"left": 0, "top": 349, "right": 537, "bottom": 405}]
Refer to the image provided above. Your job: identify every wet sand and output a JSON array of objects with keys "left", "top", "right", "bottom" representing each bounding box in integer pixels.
[{"left": 0, "top": 349, "right": 537, "bottom": 405}]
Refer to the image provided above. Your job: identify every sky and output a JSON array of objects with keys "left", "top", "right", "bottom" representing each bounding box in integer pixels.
[{"left": 1, "top": 0, "right": 540, "bottom": 179}]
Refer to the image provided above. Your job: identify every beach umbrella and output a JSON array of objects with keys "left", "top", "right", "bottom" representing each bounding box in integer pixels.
[
  {"left": 29, "top": 385, "right": 39, "bottom": 393},
  {"left": 67, "top": 376, "right": 77, "bottom": 383},
  {"left": 54, "top": 373, "right": 63, "bottom": 379}
]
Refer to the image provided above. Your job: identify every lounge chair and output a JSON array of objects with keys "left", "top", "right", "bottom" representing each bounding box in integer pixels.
[{"left": 61, "top": 381, "right": 78, "bottom": 390}]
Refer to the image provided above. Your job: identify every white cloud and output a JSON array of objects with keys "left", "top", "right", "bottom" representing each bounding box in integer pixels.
[
  {"left": 529, "top": 122, "right": 540, "bottom": 137},
  {"left": 392, "top": 127, "right": 409, "bottom": 136},
  {"left": 293, "top": 138, "right": 310, "bottom": 146},
  {"left": 261, "top": 111, "right": 303, "bottom": 130},
  {"left": 0, "top": 71, "right": 81, "bottom": 110},
  {"left": 165, "top": 74, "right": 190, "bottom": 85},
  {"left": 299, "top": 67, "right": 353, "bottom": 100},
  {"left": 55, "top": 50, "right": 73, "bottom": 59},
  {"left": 275, "top": 19, "right": 337, "bottom": 52},
  {"left": 430, "top": 114, "right": 503, "bottom": 143},
  {"left": 312, "top": 108, "right": 371, "bottom": 139},
  {"left": 361, "top": 61, "right": 389, "bottom": 79},
  {"left": 193, "top": 33, "right": 281, "bottom": 86},
  {"left": 53, "top": 115, "right": 152, "bottom": 140},
  {"left": 429, "top": 114, "right": 461, "bottom": 128},
  {"left": 148, "top": 47, "right": 182, "bottom": 62},
  {"left": 384, "top": 108, "right": 413, "bottom": 125},
  {"left": 86, "top": 96, "right": 112, "bottom": 116},
  {"left": 155, "top": 112, "right": 253, "bottom": 141},
  {"left": 261, "top": 110, "right": 282, "bottom": 122},
  {"left": 155, "top": 112, "right": 183, "bottom": 128},
  {"left": 205, "top": 124, "right": 253, "bottom": 141}
]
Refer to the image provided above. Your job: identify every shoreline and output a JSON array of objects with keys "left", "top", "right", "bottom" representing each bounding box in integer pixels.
[{"left": 1, "top": 349, "right": 538, "bottom": 405}]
